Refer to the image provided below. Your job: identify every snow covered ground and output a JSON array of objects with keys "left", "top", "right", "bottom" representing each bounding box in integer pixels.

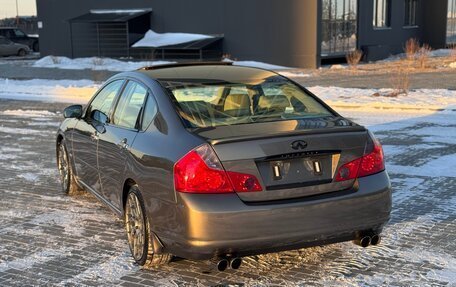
[
  {"left": 308, "top": 86, "right": 456, "bottom": 111},
  {"left": 33, "top": 57, "right": 175, "bottom": 72},
  {"left": 0, "top": 78, "right": 98, "bottom": 103},
  {"left": 1, "top": 78, "right": 455, "bottom": 112},
  {"left": 0, "top": 99, "right": 454, "bottom": 286},
  {"left": 32, "top": 56, "right": 299, "bottom": 72}
]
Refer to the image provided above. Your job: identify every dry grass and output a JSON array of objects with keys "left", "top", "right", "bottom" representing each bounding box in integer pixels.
[
  {"left": 404, "top": 38, "right": 420, "bottom": 61},
  {"left": 417, "top": 44, "right": 432, "bottom": 69},
  {"left": 346, "top": 49, "right": 363, "bottom": 69},
  {"left": 390, "top": 67, "right": 410, "bottom": 96},
  {"left": 50, "top": 56, "right": 61, "bottom": 64},
  {"left": 451, "top": 46, "right": 456, "bottom": 62},
  {"left": 92, "top": 57, "right": 104, "bottom": 66}
]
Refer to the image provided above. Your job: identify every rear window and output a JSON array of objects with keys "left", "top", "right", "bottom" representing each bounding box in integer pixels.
[{"left": 164, "top": 75, "right": 333, "bottom": 128}]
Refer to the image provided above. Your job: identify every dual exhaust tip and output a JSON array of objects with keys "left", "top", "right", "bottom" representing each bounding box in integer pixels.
[
  {"left": 354, "top": 234, "right": 381, "bottom": 248},
  {"left": 215, "top": 257, "right": 242, "bottom": 271},
  {"left": 215, "top": 234, "right": 381, "bottom": 271}
]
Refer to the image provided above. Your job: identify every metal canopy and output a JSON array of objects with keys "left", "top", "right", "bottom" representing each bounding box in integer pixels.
[{"left": 69, "top": 9, "right": 152, "bottom": 23}]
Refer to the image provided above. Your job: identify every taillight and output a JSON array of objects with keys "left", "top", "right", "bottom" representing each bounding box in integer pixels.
[
  {"left": 335, "top": 133, "right": 385, "bottom": 182},
  {"left": 335, "top": 158, "right": 362, "bottom": 182},
  {"left": 174, "top": 144, "right": 262, "bottom": 193},
  {"left": 226, "top": 171, "right": 262, "bottom": 192}
]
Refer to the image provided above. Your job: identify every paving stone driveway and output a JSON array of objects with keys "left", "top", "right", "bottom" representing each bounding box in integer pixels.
[{"left": 0, "top": 100, "right": 455, "bottom": 286}]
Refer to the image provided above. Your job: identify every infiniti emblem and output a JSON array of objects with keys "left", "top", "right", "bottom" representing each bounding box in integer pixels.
[{"left": 291, "top": 140, "right": 308, "bottom": 150}]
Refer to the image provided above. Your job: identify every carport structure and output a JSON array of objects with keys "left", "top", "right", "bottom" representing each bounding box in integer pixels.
[{"left": 68, "top": 9, "right": 151, "bottom": 58}]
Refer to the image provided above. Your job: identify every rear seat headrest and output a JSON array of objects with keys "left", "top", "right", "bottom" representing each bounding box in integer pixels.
[
  {"left": 258, "top": 95, "right": 290, "bottom": 110},
  {"left": 224, "top": 94, "right": 251, "bottom": 111}
]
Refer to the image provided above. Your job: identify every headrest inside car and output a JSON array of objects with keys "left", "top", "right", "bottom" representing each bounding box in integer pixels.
[
  {"left": 258, "top": 95, "right": 290, "bottom": 111},
  {"left": 224, "top": 94, "right": 251, "bottom": 111}
]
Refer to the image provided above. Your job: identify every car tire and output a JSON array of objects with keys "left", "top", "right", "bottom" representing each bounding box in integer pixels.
[
  {"left": 33, "top": 42, "right": 39, "bottom": 52},
  {"left": 57, "top": 140, "right": 84, "bottom": 195},
  {"left": 124, "top": 185, "right": 172, "bottom": 267},
  {"left": 17, "top": 49, "right": 26, "bottom": 57}
]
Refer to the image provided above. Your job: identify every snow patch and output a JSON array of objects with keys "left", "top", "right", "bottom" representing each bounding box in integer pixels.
[
  {"left": 132, "top": 29, "right": 213, "bottom": 48},
  {"left": 0, "top": 248, "right": 70, "bottom": 272},
  {"left": 33, "top": 56, "right": 175, "bottom": 72},
  {"left": 1, "top": 109, "right": 56, "bottom": 117},
  {"left": 58, "top": 250, "right": 138, "bottom": 286},
  {"left": 90, "top": 9, "right": 149, "bottom": 14},
  {"left": 17, "top": 173, "right": 40, "bottom": 182},
  {"left": 389, "top": 154, "right": 456, "bottom": 178},
  {"left": 308, "top": 86, "right": 456, "bottom": 111},
  {"left": 383, "top": 49, "right": 455, "bottom": 61},
  {"left": 0, "top": 127, "right": 42, "bottom": 135},
  {"left": 0, "top": 78, "right": 99, "bottom": 103}
]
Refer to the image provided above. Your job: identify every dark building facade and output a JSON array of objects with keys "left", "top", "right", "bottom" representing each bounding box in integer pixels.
[{"left": 36, "top": 0, "right": 454, "bottom": 68}]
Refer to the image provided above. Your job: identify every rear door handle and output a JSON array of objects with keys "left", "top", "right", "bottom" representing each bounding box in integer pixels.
[{"left": 117, "top": 138, "right": 129, "bottom": 150}]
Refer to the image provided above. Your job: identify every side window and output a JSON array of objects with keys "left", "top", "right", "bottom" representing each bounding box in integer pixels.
[
  {"left": 112, "top": 81, "right": 147, "bottom": 129},
  {"left": 141, "top": 94, "right": 158, "bottom": 130},
  {"left": 87, "top": 80, "right": 123, "bottom": 120},
  {"left": 14, "top": 29, "right": 26, "bottom": 37}
]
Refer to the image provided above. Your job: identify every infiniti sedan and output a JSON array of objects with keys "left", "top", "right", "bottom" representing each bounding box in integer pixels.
[{"left": 56, "top": 63, "right": 391, "bottom": 271}]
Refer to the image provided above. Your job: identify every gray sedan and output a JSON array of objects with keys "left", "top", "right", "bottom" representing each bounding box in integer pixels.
[
  {"left": 0, "top": 36, "right": 30, "bottom": 57},
  {"left": 56, "top": 63, "right": 392, "bottom": 271}
]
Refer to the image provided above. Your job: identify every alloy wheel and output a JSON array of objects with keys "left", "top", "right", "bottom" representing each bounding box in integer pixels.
[
  {"left": 125, "top": 192, "right": 146, "bottom": 261},
  {"left": 58, "top": 144, "right": 69, "bottom": 190}
]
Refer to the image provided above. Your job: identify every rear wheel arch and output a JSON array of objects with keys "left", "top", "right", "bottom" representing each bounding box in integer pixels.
[{"left": 124, "top": 183, "right": 172, "bottom": 266}]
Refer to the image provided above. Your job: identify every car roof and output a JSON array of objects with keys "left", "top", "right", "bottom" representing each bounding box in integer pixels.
[{"left": 137, "top": 63, "right": 279, "bottom": 84}]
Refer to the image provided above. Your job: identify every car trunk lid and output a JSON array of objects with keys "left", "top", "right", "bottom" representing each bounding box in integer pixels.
[{"left": 193, "top": 117, "right": 368, "bottom": 202}]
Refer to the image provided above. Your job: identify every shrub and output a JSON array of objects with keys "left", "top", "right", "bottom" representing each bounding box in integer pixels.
[
  {"left": 404, "top": 38, "right": 420, "bottom": 61},
  {"left": 451, "top": 46, "right": 456, "bottom": 62},
  {"left": 346, "top": 49, "right": 363, "bottom": 69},
  {"left": 417, "top": 44, "right": 432, "bottom": 69},
  {"left": 390, "top": 67, "right": 410, "bottom": 96}
]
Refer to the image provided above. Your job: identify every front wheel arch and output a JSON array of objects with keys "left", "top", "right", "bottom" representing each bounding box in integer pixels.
[{"left": 122, "top": 178, "right": 137, "bottom": 214}]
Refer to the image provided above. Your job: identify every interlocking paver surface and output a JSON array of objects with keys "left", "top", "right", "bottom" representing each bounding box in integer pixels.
[{"left": 0, "top": 100, "right": 455, "bottom": 286}]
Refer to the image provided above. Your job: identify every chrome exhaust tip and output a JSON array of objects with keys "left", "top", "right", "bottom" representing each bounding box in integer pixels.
[
  {"left": 354, "top": 236, "right": 371, "bottom": 248},
  {"left": 230, "top": 257, "right": 242, "bottom": 270},
  {"left": 216, "top": 258, "right": 228, "bottom": 271},
  {"left": 370, "top": 234, "right": 381, "bottom": 246}
]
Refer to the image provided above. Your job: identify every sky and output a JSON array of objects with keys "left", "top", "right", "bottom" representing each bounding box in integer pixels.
[{"left": 0, "top": 0, "right": 36, "bottom": 18}]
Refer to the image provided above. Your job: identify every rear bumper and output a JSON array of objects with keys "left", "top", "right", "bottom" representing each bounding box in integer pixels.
[{"left": 161, "top": 171, "right": 392, "bottom": 260}]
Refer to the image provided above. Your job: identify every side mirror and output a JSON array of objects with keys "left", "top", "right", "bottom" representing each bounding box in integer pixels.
[
  {"left": 91, "top": 110, "right": 109, "bottom": 134},
  {"left": 91, "top": 110, "right": 109, "bottom": 125},
  {"left": 63, "top": 105, "right": 83, "bottom": 119}
]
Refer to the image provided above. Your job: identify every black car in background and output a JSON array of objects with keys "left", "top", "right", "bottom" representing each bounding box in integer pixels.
[{"left": 0, "top": 27, "right": 39, "bottom": 52}]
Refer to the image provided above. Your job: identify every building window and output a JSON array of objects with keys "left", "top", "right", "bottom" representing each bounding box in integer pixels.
[
  {"left": 448, "top": 0, "right": 456, "bottom": 44},
  {"left": 404, "top": 0, "right": 418, "bottom": 26},
  {"left": 373, "top": 0, "right": 391, "bottom": 28},
  {"left": 321, "top": 0, "right": 358, "bottom": 56}
]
